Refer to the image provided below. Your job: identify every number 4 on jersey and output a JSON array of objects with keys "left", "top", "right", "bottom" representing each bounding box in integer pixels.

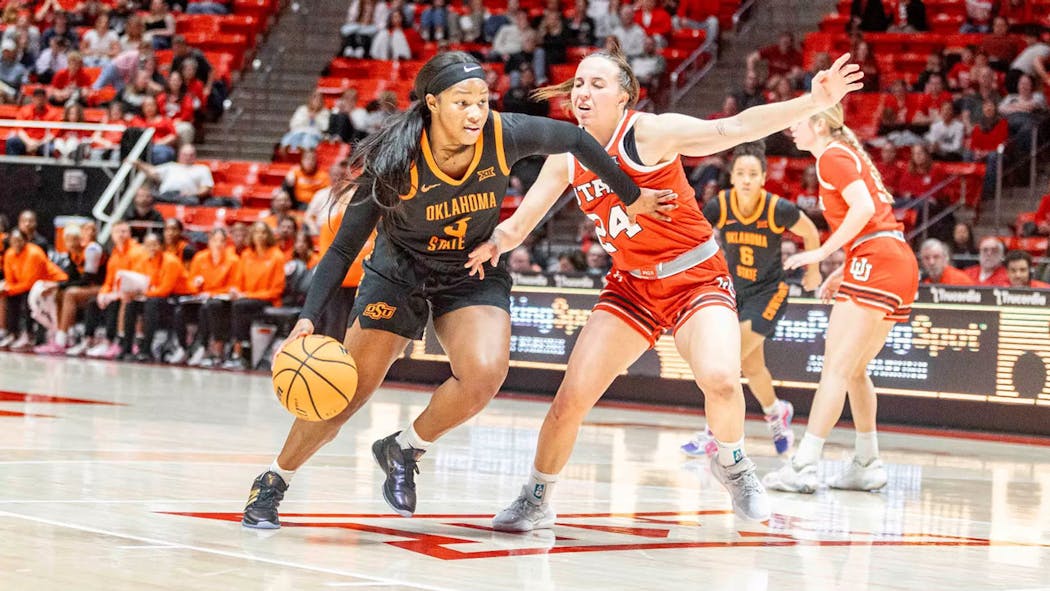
[{"left": 587, "top": 205, "right": 642, "bottom": 253}]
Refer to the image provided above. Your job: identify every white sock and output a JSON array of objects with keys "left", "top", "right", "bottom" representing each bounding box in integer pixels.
[
  {"left": 855, "top": 430, "right": 879, "bottom": 464},
  {"left": 793, "top": 432, "right": 825, "bottom": 469},
  {"left": 526, "top": 467, "right": 558, "bottom": 506},
  {"left": 269, "top": 459, "right": 295, "bottom": 485},
  {"left": 715, "top": 437, "right": 745, "bottom": 466},
  {"left": 761, "top": 400, "right": 778, "bottom": 415},
  {"left": 395, "top": 423, "right": 432, "bottom": 452},
  {"left": 55, "top": 330, "right": 68, "bottom": 347}
]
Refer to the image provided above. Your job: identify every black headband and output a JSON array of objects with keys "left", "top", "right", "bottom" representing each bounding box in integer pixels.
[{"left": 424, "top": 61, "right": 486, "bottom": 97}]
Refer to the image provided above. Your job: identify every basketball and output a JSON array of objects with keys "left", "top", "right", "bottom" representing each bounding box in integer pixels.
[{"left": 271, "top": 335, "right": 358, "bottom": 422}]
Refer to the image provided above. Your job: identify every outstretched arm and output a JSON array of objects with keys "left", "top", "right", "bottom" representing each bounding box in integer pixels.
[
  {"left": 785, "top": 180, "right": 874, "bottom": 270},
  {"left": 635, "top": 54, "right": 864, "bottom": 161}
]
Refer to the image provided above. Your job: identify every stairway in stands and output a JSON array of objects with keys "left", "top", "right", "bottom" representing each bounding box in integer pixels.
[
  {"left": 196, "top": 0, "right": 347, "bottom": 161},
  {"left": 680, "top": 0, "right": 838, "bottom": 117}
]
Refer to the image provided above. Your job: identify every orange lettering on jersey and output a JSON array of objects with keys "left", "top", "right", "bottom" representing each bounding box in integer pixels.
[
  {"left": 724, "top": 231, "right": 768, "bottom": 248},
  {"left": 736, "top": 265, "right": 758, "bottom": 281},
  {"left": 425, "top": 192, "right": 497, "bottom": 221}
]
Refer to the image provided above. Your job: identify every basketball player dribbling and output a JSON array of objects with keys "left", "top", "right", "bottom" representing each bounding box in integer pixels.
[
  {"left": 681, "top": 142, "right": 822, "bottom": 458},
  {"left": 241, "top": 51, "right": 674, "bottom": 529},
  {"left": 763, "top": 104, "right": 920, "bottom": 494},
  {"left": 466, "top": 46, "right": 863, "bottom": 527}
]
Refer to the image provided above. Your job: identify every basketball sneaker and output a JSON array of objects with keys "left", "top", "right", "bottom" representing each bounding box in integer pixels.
[
  {"left": 762, "top": 459, "right": 819, "bottom": 494},
  {"left": 0, "top": 332, "right": 13, "bottom": 349},
  {"left": 186, "top": 345, "right": 206, "bottom": 367},
  {"left": 372, "top": 432, "right": 422, "bottom": 517},
  {"left": 165, "top": 345, "right": 187, "bottom": 364},
  {"left": 492, "top": 486, "right": 557, "bottom": 532},
  {"left": 34, "top": 342, "right": 66, "bottom": 355},
  {"left": 827, "top": 457, "right": 888, "bottom": 491},
  {"left": 708, "top": 454, "right": 771, "bottom": 521},
  {"left": 681, "top": 426, "right": 717, "bottom": 457},
  {"left": 765, "top": 400, "right": 795, "bottom": 455},
  {"left": 242, "top": 471, "right": 289, "bottom": 529}
]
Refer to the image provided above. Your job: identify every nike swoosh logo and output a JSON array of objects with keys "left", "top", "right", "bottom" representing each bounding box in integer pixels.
[
  {"left": 421, "top": 183, "right": 441, "bottom": 192},
  {"left": 463, "top": 65, "right": 482, "bottom": 72}
]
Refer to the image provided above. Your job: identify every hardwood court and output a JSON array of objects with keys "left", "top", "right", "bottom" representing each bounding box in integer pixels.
[{"left": 1, "top": 354, "right": 1048, "bottom": 590}]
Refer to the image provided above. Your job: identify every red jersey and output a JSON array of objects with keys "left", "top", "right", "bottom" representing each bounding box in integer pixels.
[
  {"left": 568, "top": 110, "right": 711, "bottom": 272},
  {"left": 815, "top": 141, "right": 902, "bottom": 253}
]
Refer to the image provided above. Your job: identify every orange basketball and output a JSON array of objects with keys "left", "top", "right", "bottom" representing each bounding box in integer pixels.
[{"left": 272, "top": 335, "right": 358, "bottom": 422}]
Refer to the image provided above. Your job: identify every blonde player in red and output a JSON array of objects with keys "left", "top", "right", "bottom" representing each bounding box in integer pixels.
[
  {"left": 762, "top": 104, "right": 920, "bottom": 494},
  {"left": 467, "top": 46, "right": 863, "bottom": 527}
]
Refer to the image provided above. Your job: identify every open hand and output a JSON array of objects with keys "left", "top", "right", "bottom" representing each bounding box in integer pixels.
[
  {"left": 784, "top": 247, "right": 826, "bottom": 270},
  {"left": 802, "top": 267, "right": 822, "bottom": 292},
  {"left": 811, "top": 53, "right": 865, "bottom": 109},
  {"left": 818, "top": 271, "right": 843, "bottom": 304},
  {"left": 465, "top": 238, "right": 501, "bottom": 280},
  {"left": 625, "top": 188, "right": 678, "bottom": 224}
]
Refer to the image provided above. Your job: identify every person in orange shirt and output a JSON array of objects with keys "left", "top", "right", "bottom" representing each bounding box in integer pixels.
[
  {"left": 83, "top": 221, "right": 143, "bottom": 360},
  {"left": 226, "top": 221, "right": 250, "bottom": 257},
  {"left": 209, "top": 221, "right": 285, "bottom": 370},
  {"left": 1005, "top": 250, "right": 1050, "bottom": 289},
  {"left": 283, "top": 149, "right": 331, "bottom": 207},
  {"left": 180, "top": 227, "right": 239, "bottom": 367},
  {"left": 0, "top": 229, "right": 68, "bottom": 350},
  {"left": 291, "top": 231, "right": 319, "bottom": 269},
  {"left": 119, "top": 232, "right": 190, "bottom": 362},
  {"left": 5, "top": 88, "right": 60, "bottom": 156},
  {"left": 312, "top": 187, "right": 376, "bottom": 340},
  {"left": 275, "top": 215, "right": 297, "bottom": 261},
  {"left": 262, "top": 188, "right": 304, "bottom": 230},
  {"left": 964, "top": 236, "right": 1010, "bottom": 286},
  {"left": 162, "top": 218, "right": 195, "bottom": 267},
  {"left": 36, "top": 221, "right": 108, "bottom": 355},
  {"left": 919, "top": 239, "right": 972, "bottom": 285}
]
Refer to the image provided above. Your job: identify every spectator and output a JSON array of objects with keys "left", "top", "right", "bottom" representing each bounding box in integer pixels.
[
  {"left": 228, "top": 222, "right": 250, "bottom": 256},
  {"left": 1005, "top": 250, "right": 1050, "bottom": 288},
  {"left": 280, "top": 91, "right": 331, "bottom": 151},
  {"left": 503, "top": 65, "right": 550, "bottom": 117},
  {"left": 35, "top": 35, "right": 70, "bottom": 85},
  {"left": 484, "top": 0, "right": 519, "bottom": 43},
  {"left": 326, "top": 88, "right": 364, "bottom": 143},
  {"left": 767, "top": 76, "right": 797, "bottom": 103},
  {"left": 163, "top": 218, "right": 194, "bottom": 265},
  {"left": 36, "top": 221, "right": 106, "bottom": 355},
  {"left": 143, "top": 0, "right": 176, "bottom": 50},
  {"left": 819, "top": 248, "right": 846, "bottom": 278},
  {"left": 612, "top": 5, "right": 647, "bottom": 58},
  {"left": 284, "top": 149, "right": 331, "bottom": 207},
  {"left": 1008, "top": 33, "right": 1050, "bottom": 92},
  {"left": 0, "top": 38, "right": 29, "bottom": 103},
  {"left": 90, "top": 100, "right": 128, "bottom": 161},
  {"left": 566, "top": 0, "right": 597, "bottom": 47},
  {"left": 890, "top": 0, "right": 927, "bottom": 32},
  {"left": 92, "top": 41, "right": 154, "bottom": 93},
  {"left": 119, "top": 232, "right": 188, "bottom": 361},
  {"left": 119, "top": 15, "right": 146, "bottom": 52},
  {"left": 459, "top": 0, "right": 486, "bottom": 44},
  {"left": 999, "top": 73, "right": 1047, "bottom": 118},
  {"left": 491, "top": 10, "right": 531, "bottom": 61},
  {"left": 182, "top": 227, "right": 239, "bottom": 366},
  {"left": 919, "top": 238, "right": 971, "bottom": 284},
  {"left": 303, "top": 158, "right": 351, "bottom": 235},
  {"left": 341, "top": 0, "right": 379, "bottom": 57},
  {"left": 6, "top": 88, "right": 60, "bottom": 156},
  {"left": 926, "top": 102, "right": 965, "bottom": 161},
  {"left": 291, "top": 231, "right": 319, "bottom": 268},
  {"left": 965, "top": 236, "right": 1009, "bottom": 285},
  {"left": 161, "top": 70, "right": 198, "bottom": 146},
  {"left": 42, "top": 11, "right": 79, "bottom": 50},
  {"left": 950, "top": 222, "right": 979, "bottom": 266},
  {"left": 0, "top": 229, "right": 68, "bottom": 350},
  {"left": 539, "top": 9, "right": 570, "bottom": 65},
  {"left": 508, "top": 246, "right": 541, "bottom": 273},
  {"left": 912, "top": 73, "right": 952, "bottom": 125},
  {"left": 370, "top": 10, "right": 416, "bottom": 61},
  {"left": 734, "top": 69, "right": 766, "bottom": 110},
  {"left": 126, "top": 185, "right": 166, "bottom": 241},
  {"left": 16, "top": 210, "right": 52, "bottom": 253},
  {"left": 913, "top": 53, "right": 945, "bottom": 92},
  {"left": 275, "top": 216, "right": 298, "bottom": 260},
  {"left": 960, "top": 0, "right": 993, "bottom": 33},
  {"left": 2, "top": 14, "right": 41, "bottom": 62},
  {"left": 969, "top": 99, "right": 1008, "bottom": 199},
  {"left": 133, "top": 144, "right": 215, "bottom": 205},
  {"left": 51, "top": 103, "right": 92, "bottom": 160},
  {"left": 850, "top": 0, "right": 891, "bottom": 32},
  {"left": 852, "top": 40, "right": 880, "bottom": 92},
  {"left": 420, "top": 0, "right": 460, "bottom": 42},
  {"left": 119, "top": 69, "right": 161, "bottom": 116},
  {"left": 676, "top": 0, "right": 720, "bottom": 41},
  {"left": 48, "top": 51, "right": 92, "bottom": 106},
  {"left": 264, "top": 188, "right": 300, "bottom": 229},
  {"left": 634, "top": 0, "right": 672, "bottom": 44},
  {"left": 129, "top": 95, "right": 178, "bottom": 164},
  {"left": 947, "top": 46, "right": 978, "bottom": 91},
  {"left": 584, "top": 243, "right": 610, "bottom": 276},
  {"left": 632, "top": 35, "right": 667, "bottom": 89},
  {"left": 983, "top": 16, "right": 1020, "bottom": 72},
  {"left": 874, "top": 143, "right": 902, "bottom": 196},
  {"left": 710, "top": 94, "right": 739, "bottom": 119},
  {"left": 553, "top": 249, "right": 586, "bottom": 272},
  {"left": 958, "top": 67, "right": 1004, "bottom": 125},
  {"left": 171, "top": 36, "right": 214, "bottom": 92},
  {"left": 506, "top": 30, "right": 548, "bottom": 86},
  {"left": 593, "top": 0, "right": 621, "bottom": 42},
  {"left": 897, "top": 144, "right": 944, "bottom": 201},
  {"left": 213, "top": 221, "right": 285, "bottom": 370},
  {"left": 748, "top": 32, "right": 803, "bottom": 83}
]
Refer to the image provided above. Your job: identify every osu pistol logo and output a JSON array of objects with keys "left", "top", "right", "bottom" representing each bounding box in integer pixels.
[
  {"left": 362, "top": 302, "right": 397, "bottom": 320},
  {"left": 165, "top": 510, "right": 1049, "bottom": 560},
  {"left": 849, "top": 257, "right": 873, "bottom": 282}
]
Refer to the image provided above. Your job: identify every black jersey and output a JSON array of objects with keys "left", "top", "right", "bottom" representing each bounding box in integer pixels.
[
  {"left": 703, "top": 189, "right": 800, "bottom": 297},
  {"left": 300, "top": 110, "right": 643, "bottom": 322}
]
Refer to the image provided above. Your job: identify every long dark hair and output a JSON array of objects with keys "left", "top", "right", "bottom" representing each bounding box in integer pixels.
[{"left": 342, "top": 51, "right": 482, "bottom": 212}]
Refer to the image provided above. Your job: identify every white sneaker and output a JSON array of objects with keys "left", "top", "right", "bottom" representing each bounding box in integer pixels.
[
  {"left": 765, "top": 400, "right": 795, "bottom": 455},
  {"left": 65, "top": 340, "right": 90, "bottom": 356},
  {"left": 827, "top": 457, "right": 888, "bottom": 491},
  {"left": 9, "top": 333, "right": 31, "bottom": 350},
  {"left": 762, "top": 459, "right": 819, "bottom": 494},
  {"left": 186, "top": 345, "right": 206, "bottom": 367},
  {"left": 709, "top": 455, "right": 771, "bottom": 521},
  {"left": 165, "top": 345, "right": 187, "bottom": 364},
  {"left": 85, "top": 340, "right": 112, "bottom": 358},
  {"left": 492, "top": 487, "right": 556, "bottom": 532},
  {"left": 0, "top": 333, "right": 14, "bottom": 348}
]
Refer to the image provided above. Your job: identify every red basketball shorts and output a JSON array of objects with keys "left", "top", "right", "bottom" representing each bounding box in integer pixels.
[
  {"left": 837, "top": 237, "right": 919, "bottom": 323},
  {"left": 596, "top": 253, "right": 737, "bottom": 347}
]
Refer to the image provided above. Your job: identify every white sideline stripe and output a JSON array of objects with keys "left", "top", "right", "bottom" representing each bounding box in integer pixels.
[{"left": 0, "top": 510, "right": 453, "bottom": 591}]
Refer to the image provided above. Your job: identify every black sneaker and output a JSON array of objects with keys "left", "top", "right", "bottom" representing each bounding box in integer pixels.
[
  {"left": 372, "top": 432, "right": 423, "bottom": 517},
  {"left": 241, "top": 471, "right": 288, "bottom": 529}
]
